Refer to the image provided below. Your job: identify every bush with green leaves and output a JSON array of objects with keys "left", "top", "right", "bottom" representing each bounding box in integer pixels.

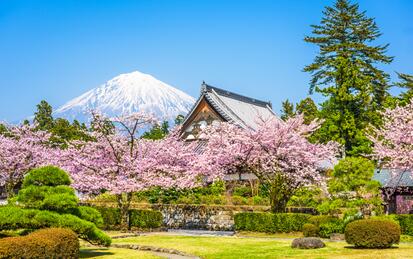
[
  {"left": 395, "top": 214, "right": 413, "bottom": 236},
  {"left": 0, "top": 228, "right": 79, "bottom": 259},
  {"left": 129, "top": 210, "right": 163, "bottom": 229},
  {"left": 5, "top": 166, "right": 110, "bottom": 246},
  {"left": 307, "top": 215, "right": 344, "bottom": 238},
  {"left": 234, "top": 212, "right": 311, "bottom": 233},
  {"left": 302, "top": 223, "right": 319, "bottom": 237},
  {"left": 94, "top": 206, "right": 163, "bottom": 230},
  {"left": 0, "top": 206, "right": 110, "bottom": 246},
  {"left": 345, "top": 219, "right": 401, "bottom": 248}
]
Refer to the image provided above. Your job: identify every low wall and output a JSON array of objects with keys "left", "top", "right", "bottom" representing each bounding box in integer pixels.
[{"left": 86, "top": 202, "right": 316, "bottom": 231}]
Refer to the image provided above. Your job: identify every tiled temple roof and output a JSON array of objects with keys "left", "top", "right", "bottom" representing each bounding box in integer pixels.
[{"left": 182, "top": 82, "right": 277, "bottom": 130}]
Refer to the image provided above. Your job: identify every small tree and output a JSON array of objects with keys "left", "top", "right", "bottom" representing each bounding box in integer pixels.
[
  {"left": 60, "top": 112, "right": 199, "bottom": 228},
  {"left": 202, "top": 115, "right": 338, "bottom": 213},
  {"left": 0, "top": 125, "right": 51, "bottom": 198}
]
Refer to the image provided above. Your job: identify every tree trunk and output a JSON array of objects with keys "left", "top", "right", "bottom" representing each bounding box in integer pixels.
[
  {"left": 267, "top": 174, "right": 294, "bottom": 213},
  {"left": 117, "top": 192, "right": 132, "bottom": 230},
  {"left": 5, "top": 180, "right": 16, "bottom": 199}
]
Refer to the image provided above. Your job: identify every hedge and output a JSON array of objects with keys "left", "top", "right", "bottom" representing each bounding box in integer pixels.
[
  {"left": 130, "top": 209, "right": 163, "bottom": 229},
  {"left": 302, "top": 223, "right": 318, "bottom": 237},
  {"left": 308, "top": 215, "right": 344, "bottom": 238},
  {"left": 345, "top": 219, "right": 401, "bottom": 248},
  {"left": 0, "top": 206, "right": 111, "bottom": 246},
  {"left": 94, "top": 207, "right": 163, "bottom": 230},
  {"left": 0, "top": 228, "right": 79, "bottom": 259},
  {"left": 396, "top": 215, "right": 413, "bottom": 236},
  {"left": 234, "top": 212, "right": 311, "bottom": 233}
]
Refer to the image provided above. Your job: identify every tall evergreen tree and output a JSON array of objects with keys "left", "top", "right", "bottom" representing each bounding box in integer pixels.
[
  {"left": 34, "top": 100, "right": 54, "bottom": 130},
  {"left": 304, "top": 0, "right": 393, "bottom": 156},
  {"left": 280, "top": 99, "right": 295, "bottom": 121},
  {"left": 296, "top": 97, "right": 319, "bottom": 125},
  {"left": 395, "top": 72, "right": 413, "bottom": 106}
]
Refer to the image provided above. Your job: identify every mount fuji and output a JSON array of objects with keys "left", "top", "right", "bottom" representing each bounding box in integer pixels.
[{"left": 54, "top": 71, "right": 196, "bottom": 124}]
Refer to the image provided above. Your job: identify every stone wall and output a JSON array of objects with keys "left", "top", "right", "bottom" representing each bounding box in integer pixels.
[
  {"left": 86, "top": 202, "right": 316, "bottom": 231},
  {"left": 152, "top": 204, "right": 236, "bottom": 231}
]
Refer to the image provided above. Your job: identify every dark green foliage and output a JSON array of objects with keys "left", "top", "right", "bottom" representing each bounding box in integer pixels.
[
  {"left": 129, "top": 210, "right": 163, "bottom": 229},
  {"left": 345, "top": 219, "right": 400, "bottom": 248},
  {"left": 288, "top": 187, "right": 323, "bottom": 208},
  {"left": 280, "top": 99, "right": 295, "bottom": 121},
  {"left": 234, "top": 212, "right": 311, "bottom": 233},
  {"left": 34, "top": 100, "right": 54, "bottom": 131},
  {"left": 318, "top": 221, "right": 344, "bottom": 238},
  {"left": 233, "top": 186, "right": 252, "bottom": 197},
  {"left": 0, "top": 228, "right": 79, "bottom": 259},
  {"left": 308, "top": 215, "right": 338, "bottom": 226},
  {"left": 307, "top": 215, "right": 344, "bottom": 238},
  {"left": 142, "top": 121, "right": 169, "bottom": 140},
  {"left": 395, "top": 215, "right": 413, "bottom": 236},
  {"left": 0, "top": 206, "right": 110, "bottom": 246},
  {"left": 395, "top": 72, "right": 413, "bottom": 106},
  {"left": 174, "top": 114, "right": 185, "bottom": 125},
  {"left": 296, "top": 97, "right": 319, "bottom": 125},
  {"left": 22, "top": 166, "right": 71, "bottom": 188},
  {"left": 302, "top": 223, "right": 319, "bottom": 237},
  {"left": 304, "top": 0, "right": 393, "bottom": 156},
  {"left": 94, "top": 207, "right": 121, "bottom": 229},
  {"left": 71, "top": 206, "right": 104, "bottom": 228},
  {"left": 94, "top": 207, "right": 163, "bottom": 230},
  {"left": 49, "top": 118, "right": 92, "bottom": 147},
  {"left": 327, "top": 157, "right": 382, "bottom": 215},
  {"left": 7, "top": 166, "right": 110, "bottom": 245}
]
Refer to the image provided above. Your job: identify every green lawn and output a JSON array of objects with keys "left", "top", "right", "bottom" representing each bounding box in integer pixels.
[
  {"left": 112, "top": 234, "right": 413, "bottom": 259},
  {"left": 80, "top": 247, "right": 161, "bottom": 259}
]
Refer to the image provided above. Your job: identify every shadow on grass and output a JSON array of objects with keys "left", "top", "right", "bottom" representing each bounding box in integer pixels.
[
  {"left": 343, "top": 246, "right": 399, "bottom": 249},
  {"left": 79, "top": 248, "right": 114, "bottom": 258}
]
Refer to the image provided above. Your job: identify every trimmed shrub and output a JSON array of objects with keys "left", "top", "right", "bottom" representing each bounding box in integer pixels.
[
  {"left": 318, "top": 220, "right": 344, "bottom": 238},
  {"left": 303, "top": 223, "right": 319, "bottom": 237},
  {"left": 234, "top": 212, "right": 311, "bottom": 233},
  {"left": 345, "top": 219, "right": 401, "bottom": 248},
  {"left": 72, "top": 206, "right": 104, "bottom": 228},
  {"left": 0, "top": 228, "right": 79, "bottom": 259},
  {"left": 22, "top": 166, "right": 71, "bottom": 188},
  {"left": 0, "top": 206, "right": 111, "bottom": 246},
  {"left": 130, "top": 210, "right": 163, "bottom": 229},
  {"left": 396, "top": 214, "right": 413, "bottom": 236},
  {"left": 94, "top": 207, "right": 121, "bottom": 229}
]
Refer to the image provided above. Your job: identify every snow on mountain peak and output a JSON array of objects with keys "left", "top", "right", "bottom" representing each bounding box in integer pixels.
[{"left": 54, "top": 71, "right": 196, "bottom": 124}]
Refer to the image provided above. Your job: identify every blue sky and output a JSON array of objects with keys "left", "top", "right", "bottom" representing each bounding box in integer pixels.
[{"left": 0, "top": 0, "right": 412, "bottom": 122}]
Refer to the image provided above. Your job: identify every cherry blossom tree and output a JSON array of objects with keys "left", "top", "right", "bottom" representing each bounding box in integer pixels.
[
  {"left": 0, "top": 125, "right": 51, "bottom": 198},
  {"left": 202, "top": 115, "right": 338, "bottom": 213},
  {"left": 369, "top": 100, "right": 413, "bottom": 211},
  {"left": 60, "top": 112, "right": 200, "bottom": 228}
]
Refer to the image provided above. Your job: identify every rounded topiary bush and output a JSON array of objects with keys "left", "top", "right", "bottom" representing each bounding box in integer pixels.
[
  {"left": 0, "top": 228, "right": 79, "bottom": 258},
  {"left": 345, "top": 219, "right": 401, "bottom": 248},
  {"left": 303, "top": 223, "right": 319, "bottom": 237},
  {"left": 23, "top": 166, "right": 71, "bottom": 187}
]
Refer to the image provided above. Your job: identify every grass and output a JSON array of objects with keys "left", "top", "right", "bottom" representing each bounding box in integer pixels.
[
  {"left": 79, "top": 247, "right": 161, "bottom": 259},
  {"left": 112, "top": 234, "right": 413, "bottom": 259}
]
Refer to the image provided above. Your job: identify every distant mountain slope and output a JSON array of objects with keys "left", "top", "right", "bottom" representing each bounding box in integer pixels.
[{"left": 54, "top": 71, "right": 195, "bottom": 124}]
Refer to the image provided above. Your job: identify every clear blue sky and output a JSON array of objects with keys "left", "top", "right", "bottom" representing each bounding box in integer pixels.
[{"left": 0, "top": 0, "right": 412, "bottom": 122}]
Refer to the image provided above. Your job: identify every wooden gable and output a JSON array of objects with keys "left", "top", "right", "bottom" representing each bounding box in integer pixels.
[{"left": 181, "top": 97, "right": 224, "bottom": 140}]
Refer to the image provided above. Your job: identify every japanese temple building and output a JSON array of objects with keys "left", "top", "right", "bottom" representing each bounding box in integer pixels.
[{"left": 181, "top": 82, "right": 277, "bottom": 141}]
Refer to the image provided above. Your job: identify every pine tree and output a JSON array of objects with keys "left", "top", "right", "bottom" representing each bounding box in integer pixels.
[
  {"left": 304, "top": 0, "right": 393, "bottom": 156},
  {"left": 296, "top": 97, "right": 319, "bottom": 125},
  {"left": 34, "top": 100, "right": 54, "bottom": 130},
  {"left": 280, "top": 99, "right": 295, "bottom": 121},
  {"left": 395, "top": 72, "right": 413, "bottom": 106}
]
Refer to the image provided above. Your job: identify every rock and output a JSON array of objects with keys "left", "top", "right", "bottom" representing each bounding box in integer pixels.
[{"left": 291, "top": 237, "right": 325, "bottom": 249}]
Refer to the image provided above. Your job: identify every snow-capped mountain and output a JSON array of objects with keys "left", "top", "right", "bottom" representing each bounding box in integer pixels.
[{"left": 54, "top": 71, "right": 195, "bottom": 124}]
